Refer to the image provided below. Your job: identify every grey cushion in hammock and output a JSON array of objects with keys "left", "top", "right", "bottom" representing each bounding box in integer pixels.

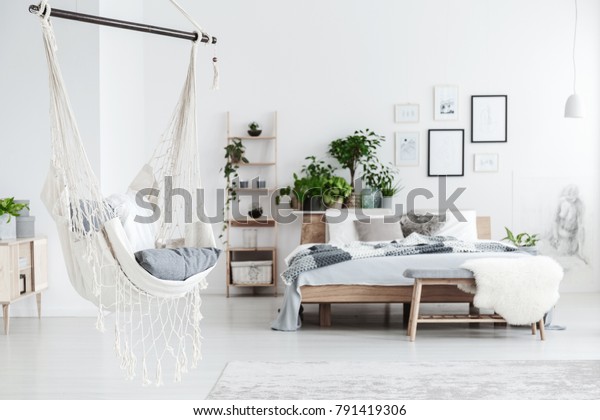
[{"left": 134, "top": 247, "right": 221, "bottom": 281}]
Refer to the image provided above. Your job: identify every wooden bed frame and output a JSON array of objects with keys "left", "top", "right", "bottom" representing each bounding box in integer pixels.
[{"left": 298, "top": 214, "right": 492, "bottom": 327}]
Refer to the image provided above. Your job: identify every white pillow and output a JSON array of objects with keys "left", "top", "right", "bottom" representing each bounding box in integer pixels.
[
  {"left": 326, "top": 208, "right": 393, "bottom": 246},
  {"left": 434, "top": 209, "right": 478, "bottom": 241},
  {"left": 106, "top": 193, "right": 156, "bottom": 252}
]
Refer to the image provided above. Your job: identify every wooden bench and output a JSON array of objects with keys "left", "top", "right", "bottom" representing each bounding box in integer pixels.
[{"left": 404, "top": 268, "right": 546, "bottom": 342}]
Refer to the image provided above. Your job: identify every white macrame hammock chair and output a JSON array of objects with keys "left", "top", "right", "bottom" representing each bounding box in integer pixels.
[{"left": 36, "top": 1, "right": 217, "bottom": 385}]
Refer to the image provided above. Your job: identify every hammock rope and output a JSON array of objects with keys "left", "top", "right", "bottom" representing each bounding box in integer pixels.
[{"left": 36, "top": 1, "right": 217, "bottom": 384}]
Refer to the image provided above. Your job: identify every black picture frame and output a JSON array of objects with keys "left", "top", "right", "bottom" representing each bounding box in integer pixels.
[
  {"left": 471, "top": 95, "right": 508, "bottom": 143},
  {"left": 428, "top": 129, "right": 465, "bottom": 177}
]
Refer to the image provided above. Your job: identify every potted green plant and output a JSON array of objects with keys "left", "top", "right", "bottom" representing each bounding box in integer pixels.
[
  {"left": 276, "top": 156, "right": 335, "bottom": 211},
  {"left": 247, "top": 121, "right": 262, "bottom": 137},
  {"left": 502, "top": 227, "right": 539, "bottom": 255},
  {"left": 328, "top": 129, "right": 385, "bottom": 207},
  {"left": 322, "top": 176, "right": 352, "bottom": 209},
  {"left": 0, "top": 197, "right": 29, "bottom": 240},
  {"left": 220, "top": 138, "right": 250, "bottom": 240},
  {"left": 362, "top": 163, "right": 401, "bottom": 209}
]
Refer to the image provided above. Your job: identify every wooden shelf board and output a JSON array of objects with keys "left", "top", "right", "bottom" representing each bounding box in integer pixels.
[
  {"left": 228, "top": 136, "right": 276, "bottom": 140},
  {"left": 230, "top": 218, "right": 275, "bottom": 228},
  {"left": 238, "top": 162, "right": 276, "bottom": 167},
  {"left": 230, "top": 282, "right": 275, "bottom": 287},
  {"left": 234, "top": 188, "right": 276, "bottom": 193}
]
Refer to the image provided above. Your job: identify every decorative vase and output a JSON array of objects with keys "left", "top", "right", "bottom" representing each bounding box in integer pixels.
[
  {"left": 361, "top": 188, "right": 378, "bottom": 209},
  {"left": 0, "top": 214, "right": 17, "bottom": 240},
  {"left": 373, "top": 189, "right": 383, "bottom": 208},
  {"left": 382, "top": 196, "right": 394, "bottom": 209},
  {"left": 247, "top": 129, "right": 262, "bottom": 137}
]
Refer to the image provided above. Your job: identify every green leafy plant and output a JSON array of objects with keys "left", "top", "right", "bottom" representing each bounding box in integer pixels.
[
  {"left": 328, "top": 129, "right": 385, "bottom": 191},
  {"left": 248, "top": 121, "right": 260, "bottom": 131},
  {"left": 220, "top": 138, "right": 249, "bottom": 239},
  {"left": 224, "top": 138, "right": 248, "bottom": 165},
  {"left": 0, "top": 197, "right": 29, "bottom": 222},
  {"left": 276, "top": 156, "right": 336, "bottom": 208},
  {"left": 322, "top": 176, "right": 352, "bottom": 207},
  {"left": 502, "top": 227, "right": 539, "bottom": 247},
  {"left": 362, "top": 162, "right": 402, "bottom": 197}
]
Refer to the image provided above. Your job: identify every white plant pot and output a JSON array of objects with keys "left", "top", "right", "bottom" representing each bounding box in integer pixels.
[
  {"left": 382, "top": 196, "right": 394, "bottom": 209},
  {"left": 0, "top": 214, "right": 17, "bottom": 240}
]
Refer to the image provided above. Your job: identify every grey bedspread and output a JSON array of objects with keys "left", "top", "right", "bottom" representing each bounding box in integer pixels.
[{"left": 281, "top": 233, "right": 516, "bottom": 286}]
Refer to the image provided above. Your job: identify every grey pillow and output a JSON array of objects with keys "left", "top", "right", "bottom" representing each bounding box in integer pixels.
[
  {"left": 400, "top": 211, "right": 445, "bottom": 237},
  {"left": 135, "top": 247, "right": 221, "bottom": 281},
  {"left": 354, "top": 216, "right": 404, "bottom": 242}
]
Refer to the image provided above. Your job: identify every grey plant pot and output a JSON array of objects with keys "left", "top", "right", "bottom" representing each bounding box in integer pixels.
[
  {"left": 17, "top": 216, "right": 36, "bottom": 238},
  {"left": 0, "top": 214, "right": 17, "bottom": 240}
]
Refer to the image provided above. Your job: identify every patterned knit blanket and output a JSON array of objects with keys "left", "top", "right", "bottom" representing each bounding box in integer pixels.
[{"left": 281, "top": 233, "right": 517, "bottom": 285}]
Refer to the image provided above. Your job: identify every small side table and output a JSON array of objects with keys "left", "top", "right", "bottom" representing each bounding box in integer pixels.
[
  {"left": 404, "top": 269, "right": 545, "bottom": 342},
  {"left": 0, "top": 237, "right": 48, "bottom": 334}
]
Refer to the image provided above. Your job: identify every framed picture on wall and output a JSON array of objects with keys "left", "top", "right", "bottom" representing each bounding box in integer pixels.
[
  {"left": 394, "top": 103, "right": 420, "bottom": 123},
  {"left": 428, "top": 129, "right": 464, "bottom": 176},
  {"left": 395, "top": 132, "right": 420, "bottom": 166},
  {"left": 474, "top": 153, "right": 499, "bottom": 172},
  {"left": 471, "top": 95, "right": 507, "bottom": 143},
  {"left": 434, "top": 85, "right": 459, "bottom": 120}
]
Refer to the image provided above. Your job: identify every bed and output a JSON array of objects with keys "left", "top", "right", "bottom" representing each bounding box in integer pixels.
[{"left": 272, "top": 210, "right": 528, "bottom": 331}]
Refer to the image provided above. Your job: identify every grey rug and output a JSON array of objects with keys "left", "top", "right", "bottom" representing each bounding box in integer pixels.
[{"left": 207, "top": 360, "right": 600, "bottom": 400}]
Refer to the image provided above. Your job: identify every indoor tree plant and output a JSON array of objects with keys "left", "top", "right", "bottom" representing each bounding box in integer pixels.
[
  {"left": 502, "top": 227, "right": 539, "bottom": 255},
  {"left": 327, "top": 129, "right": 385, "bottom": 207},
  {"left": 220, "top": 138, "right": 249, "bottom": 240},
  {"left": 0, "top": 197, "right": 29, "bottom": 240}
]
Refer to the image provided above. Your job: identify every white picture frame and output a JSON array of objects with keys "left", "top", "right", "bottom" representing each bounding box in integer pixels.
[
  {"left": 473, "top": 153, "right": 499, "bottom": 172},
  {"left": 434, "top": 85, "right": 459, "bottom": 121},
  {"left": 395, "top": 132, "right": 420, "bottom": 166},
  {"left": 394, "top": 103, "right": 420, "bottom": 123},
  {"left": 428, "top": 129, "right": 464, "bottom": 176}
]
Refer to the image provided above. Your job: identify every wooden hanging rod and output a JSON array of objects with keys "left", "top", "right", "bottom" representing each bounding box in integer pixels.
[{"left": 29, "top": 4, "right": 217, "bottom": 44}]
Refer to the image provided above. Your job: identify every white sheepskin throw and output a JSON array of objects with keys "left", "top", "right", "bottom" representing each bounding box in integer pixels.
[{"left": 460, "top": 256, "right": 563, "bottom": 325}]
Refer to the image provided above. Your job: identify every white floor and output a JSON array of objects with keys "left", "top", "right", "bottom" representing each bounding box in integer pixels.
[{"left": 0, "top": 293, "right": 599, "bottom": 399}]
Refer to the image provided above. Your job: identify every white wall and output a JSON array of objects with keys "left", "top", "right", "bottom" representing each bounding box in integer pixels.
[
  {"left": 142, "top": 0, "right": 600, "bottom": 294},
  {"left": 0, "top": 0, "right": 101, "bottom": 316},
  {"left": 1, "top": 0, "right": 599, "bottom": 317},
  {"left": 0, "top": 0, "right": 149, "bottom": 317},
  {"left": 99, "top": 0, "right": 148, "bottom": 195}
]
